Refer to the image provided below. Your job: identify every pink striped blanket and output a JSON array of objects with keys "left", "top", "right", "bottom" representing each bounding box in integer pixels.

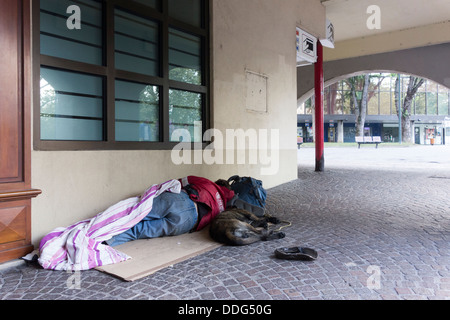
[{"left": 38, "top": 180, "right": 181, "bottom": 271}]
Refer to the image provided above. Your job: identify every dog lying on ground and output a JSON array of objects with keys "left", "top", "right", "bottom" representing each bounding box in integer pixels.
[{"left": 209, "top": 207, "right": 285, "bottom": 246}]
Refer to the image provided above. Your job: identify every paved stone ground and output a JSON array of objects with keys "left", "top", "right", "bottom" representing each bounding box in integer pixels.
[{"left": 1, "top": 146, "right": 449, "bottom": 300}]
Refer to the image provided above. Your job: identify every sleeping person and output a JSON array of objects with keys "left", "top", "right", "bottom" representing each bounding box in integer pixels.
[{"left": 106, "top": 176, "right": 235, "bottom": 247}]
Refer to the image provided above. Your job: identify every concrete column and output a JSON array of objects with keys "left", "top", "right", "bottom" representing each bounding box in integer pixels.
[
  {"left": 337, "top": 120, "right": 344, "bottom": 143},
  {"left": 410, "top": 121, "right": 416, "bottom": 144}
]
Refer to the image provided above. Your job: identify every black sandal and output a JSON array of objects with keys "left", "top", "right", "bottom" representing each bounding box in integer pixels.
[{"left": 274, "top": 247, "right": 318, "bottom": 261}]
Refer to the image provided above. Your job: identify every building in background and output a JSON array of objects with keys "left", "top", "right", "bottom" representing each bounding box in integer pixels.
[{"left": 298, "top": 73, "right": 450, "bottom": 145}]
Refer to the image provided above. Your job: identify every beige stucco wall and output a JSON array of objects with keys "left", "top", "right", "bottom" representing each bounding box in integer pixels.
[
  {"left": 205, "top": 0, "right": 325, "bottom": 186},
  {"left": 31, "top": 151, "right": 205, "bottom": 245},
  {"left": 31, "top": 0, "right": 326, "bottom": 246}
]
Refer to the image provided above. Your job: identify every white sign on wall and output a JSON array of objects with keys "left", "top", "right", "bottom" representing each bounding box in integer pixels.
[
  {"left": 245, "top": 70, "right": 268, "bottom": 113},
  {"left": 320, "top": 19, "right": 335, "bottom": 49},
  {"left": 296, "top": 27, "right": 317, "bottom": 66}
]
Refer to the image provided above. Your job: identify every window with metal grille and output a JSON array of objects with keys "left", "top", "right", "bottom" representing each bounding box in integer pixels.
[{"left": 34, "top": 0, "right": 209, "bottom": 150}]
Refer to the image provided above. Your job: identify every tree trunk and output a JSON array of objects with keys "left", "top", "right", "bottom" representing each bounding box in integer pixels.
[
  {"left": 401, "top": 95, "right": 414, "bottom": 143},
  {"left": 353, "top": 89, "right": 361, "bottom": 136},
  {"left": 355, "top": 74, "right": 370, "bottom": 137},
  {"left": 400, "top": 76, "right": 425, "bottom": 143},
  {"left": 348, "top": 73, "right": 385, "bottom": 137},
  {"left": 329, "top": 83, "right": 338, "bottom": 114}
]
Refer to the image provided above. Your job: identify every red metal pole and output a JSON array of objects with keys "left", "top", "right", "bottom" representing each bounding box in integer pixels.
[{"left": 314, "top": 41, "right": 324, "bottom": 172}]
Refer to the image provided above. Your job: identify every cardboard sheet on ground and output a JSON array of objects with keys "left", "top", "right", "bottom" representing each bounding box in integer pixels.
[{"left": 96, "top": 228, "right": 222, "bottom": 282}]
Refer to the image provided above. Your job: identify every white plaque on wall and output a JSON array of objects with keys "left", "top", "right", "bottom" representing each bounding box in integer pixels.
[{"left": 245, "top": 70, "right": 268, "bottom": 113}]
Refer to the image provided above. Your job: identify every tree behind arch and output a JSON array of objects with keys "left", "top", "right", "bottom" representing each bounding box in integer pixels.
[
  {"left": 345, "top": 73, "right": 385, "bottom": 137},
  {"left": 394, "top": 76, "right": 425, "bottom": 143}
]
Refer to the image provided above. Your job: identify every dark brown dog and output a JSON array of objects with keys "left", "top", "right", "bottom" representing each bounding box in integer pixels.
[{"left": 209, "top": 207, "right": 285, "bottom": 246}]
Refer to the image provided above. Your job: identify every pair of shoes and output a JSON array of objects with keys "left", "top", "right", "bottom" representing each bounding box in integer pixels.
[{"left": 274, "top": 247, "right": 318, "bottom": 261}]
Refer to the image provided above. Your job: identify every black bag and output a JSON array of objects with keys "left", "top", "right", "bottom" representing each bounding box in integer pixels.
[{"left": 227, "top": 175, "right": 267, "bottom": 216}]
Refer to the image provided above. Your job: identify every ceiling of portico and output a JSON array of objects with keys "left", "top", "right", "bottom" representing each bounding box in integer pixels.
[{"left": 321, "top": 0, "right": 450, "bottom": 42}]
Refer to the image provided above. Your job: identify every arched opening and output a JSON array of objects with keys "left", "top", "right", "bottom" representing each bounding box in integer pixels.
[{"left": 297, "top": 71, "right": 450, "bottom": 145}]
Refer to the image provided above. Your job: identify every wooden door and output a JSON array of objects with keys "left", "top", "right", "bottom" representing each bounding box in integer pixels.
[{"left": 0, "top": 0, "right": 41, "bottom": 263}]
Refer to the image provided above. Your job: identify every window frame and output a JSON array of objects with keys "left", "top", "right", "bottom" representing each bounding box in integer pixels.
[{"left": 33, "top": 0, "right": 210, "bottom": 151}]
